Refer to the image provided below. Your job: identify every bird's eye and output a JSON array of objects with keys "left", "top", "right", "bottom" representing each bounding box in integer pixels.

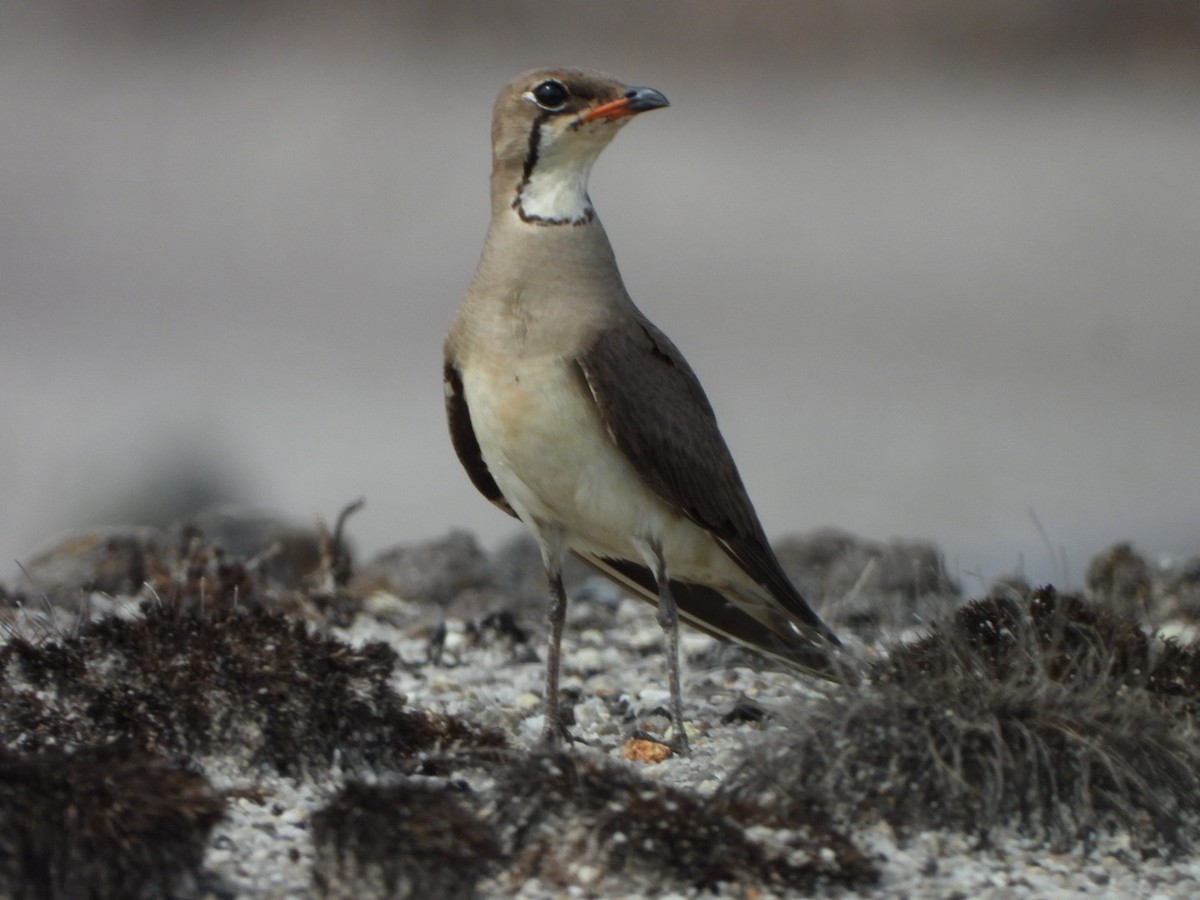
[{"left": 532, "top": 80, "right": 569, "bottom": 110}]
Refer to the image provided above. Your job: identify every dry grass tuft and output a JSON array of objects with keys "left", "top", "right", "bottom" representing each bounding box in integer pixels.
[
  {"left": 721, "top": 587, "right": 1200, "bottom": 854},
  {"left": 0, "top": 747, "right": 223, "bottom": 898},
  {"left": 0, "top": 599, "right": 505, "bottom": 773},
  {"left": 312, "top": 779, "right": 500, "bottom": 900},
  {"left": 491, "top": 750, "right": 875, "bottom": 894}
]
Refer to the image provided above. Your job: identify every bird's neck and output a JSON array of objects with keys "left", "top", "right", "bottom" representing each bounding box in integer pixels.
[
  {"left": 492, "top": 122, "right": 613, "bottom": 226},
  {"left": 512, "top": 158, "right": 596, "bottom": 225},
  {"left": 455, "top": 204, "right": 632, "bottom": 359},
  {"left": 477, "top": 205, "right": 623, "bottom": 292}
]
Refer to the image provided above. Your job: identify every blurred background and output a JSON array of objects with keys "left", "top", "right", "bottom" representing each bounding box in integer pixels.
[{"left": 2, "top": 0, "right": 1198, "bottom": 589}]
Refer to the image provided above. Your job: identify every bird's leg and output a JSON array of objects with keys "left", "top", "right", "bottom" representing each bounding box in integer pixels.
[
  {"left": 650, "top": 547, "right": 690, "bottom": 756},
  {"left": 540, "top": 567, "right": 570, "bottom": 748}
]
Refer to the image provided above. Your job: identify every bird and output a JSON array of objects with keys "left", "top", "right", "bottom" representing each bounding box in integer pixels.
[{"left": 444, "top": 68, "right": 841, "bottom": 752}]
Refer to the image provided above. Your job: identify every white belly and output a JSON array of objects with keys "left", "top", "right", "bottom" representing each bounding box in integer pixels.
[{"left": 461, "top": 354, "right": 744, "bottom": 585}]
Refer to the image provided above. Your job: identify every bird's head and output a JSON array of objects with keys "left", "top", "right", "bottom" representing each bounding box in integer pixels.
[{"left": 489, "top": 68, "right": 669, "bottom": 226}]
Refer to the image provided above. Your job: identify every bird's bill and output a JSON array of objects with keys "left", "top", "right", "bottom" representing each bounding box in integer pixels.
[{"left": 581, "top": 86, "right": 670, "bottom": 122}]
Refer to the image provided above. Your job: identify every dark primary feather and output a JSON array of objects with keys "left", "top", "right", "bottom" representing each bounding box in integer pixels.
[
  {"left": 579, "top": 552, "right": 843, "bottom": 678},
  {"left": 576, "top": 317, "right": 839, "bottom": 646},
  {"left": 444, "top": 361, "right": 516, "bottom": 518}
]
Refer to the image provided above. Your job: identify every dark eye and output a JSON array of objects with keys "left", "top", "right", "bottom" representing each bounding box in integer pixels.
[{"left": 532, "top": 79, "right": 568, "bottom": 110}]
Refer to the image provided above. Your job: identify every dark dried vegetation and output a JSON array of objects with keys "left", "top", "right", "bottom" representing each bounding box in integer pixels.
[
  {"left": 311, "top": 751, "right": 875, "bottom": 897},
  {"left": 499, "top": 751, "right": 873, "bottom": 893},
  {"left": 0, "top": 746, "right": 224, "bottom": 899},
  {"left": 721, "top": 586, "right": 1200, "bottom": 854},
  {"left": 312, "top": 780, "right": 501, "bottom": 900},
  {"left": 0, "top": 600, "right": 503, "bottom": 773},
  {"left": 2, "top": 509, "right": 504, "bottom": 774}
]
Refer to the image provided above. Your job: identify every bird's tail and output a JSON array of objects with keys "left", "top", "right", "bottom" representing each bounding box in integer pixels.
[{"left": 576, "top": 552, "right": 856, "bottom": 684}]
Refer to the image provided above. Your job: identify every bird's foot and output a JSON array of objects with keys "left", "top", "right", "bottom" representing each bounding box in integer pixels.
[
  {"left": 667, "top": 724, "right": 691, "bottom": 758},
  {"left": 538, "top": 718, "right": 573, "bottom": 751}
]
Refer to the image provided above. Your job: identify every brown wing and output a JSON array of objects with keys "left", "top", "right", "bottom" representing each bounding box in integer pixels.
[
  {"left": 576, "top": 318, "right": 838, "bottom": 646},
  {"left": 443, "top": 360, "right": 517, "bottom": 519}
]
